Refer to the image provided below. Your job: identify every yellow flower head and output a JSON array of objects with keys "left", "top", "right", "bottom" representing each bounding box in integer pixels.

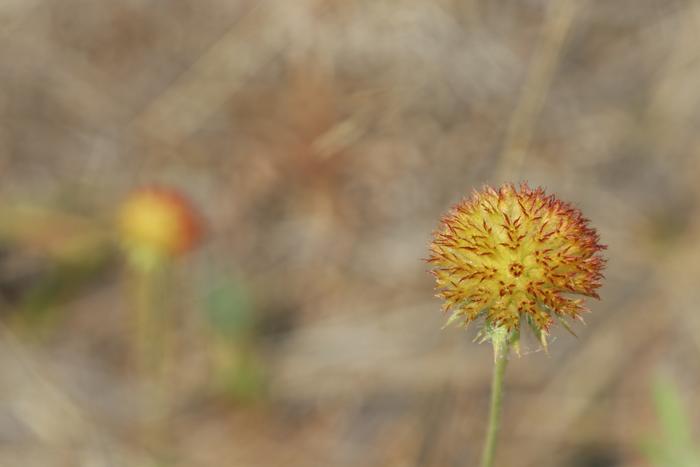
[
  {"left": 428, "top": 183, "right": 605, "bottom": 344},
  {"left": 118, "top": 187, "right": 202, "bottom": 267}
]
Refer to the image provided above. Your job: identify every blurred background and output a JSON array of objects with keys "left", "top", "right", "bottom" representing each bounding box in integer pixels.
[{"left": 0, "top": 0, "right": 699, "bottom": 466}]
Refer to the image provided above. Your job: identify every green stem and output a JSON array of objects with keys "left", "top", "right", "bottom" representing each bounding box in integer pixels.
[
  {"left": 480, "top": 329, "right": 510, "bottom": 467},
  {"left": 132, "top": 262, "right": 173, "bottom": 454},
  {"left": 133, "top": 265, "right": 155, "bottom": 374}
]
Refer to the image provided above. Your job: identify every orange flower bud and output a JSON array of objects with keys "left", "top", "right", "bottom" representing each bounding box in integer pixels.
[{"left": 118, "top": 187, "right": 202, "bottom": 265}]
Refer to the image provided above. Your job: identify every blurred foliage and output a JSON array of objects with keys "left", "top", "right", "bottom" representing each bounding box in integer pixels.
[
  {"left": 204, "top": 278, "right": 255, "bottom": 340},
  {"left": 0, "top": 204, "right": 113, "bottom": 335},
  {"left": 643, "top": 377, "right": 700, "bottom": 467},
  {"left": 203, "top": 277, "right": 266, "bottom": 402},
  {"left": 18, "top": 251, "right": 111, "bottom": 331}
]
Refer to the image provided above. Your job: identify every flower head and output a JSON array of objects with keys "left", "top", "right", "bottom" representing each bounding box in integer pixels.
[
  {"left": 118, "top": 187, "right": 202, "bottom": 268},
  {"left": 428, "top": 183, "right": 605, "bottom": 345}
]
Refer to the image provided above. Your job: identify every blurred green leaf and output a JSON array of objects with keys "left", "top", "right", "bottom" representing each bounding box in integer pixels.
[
  {"left": 221, "top": 350, "right": 266, "bottom": 402},
  {"left": 642, "top": 376, "right": 700, "bottom": 467},
  {"left": 201, "top": 275, "right": 267, "bottom": 402},
  {"left": 204, "top": 278, "right": 255, "bottom": 339},
  {"left": 653, "top": 378, "right": 692, "bottom": 449}
]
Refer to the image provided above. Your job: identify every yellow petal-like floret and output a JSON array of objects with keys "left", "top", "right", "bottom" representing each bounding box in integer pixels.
[{"left": 428, "top": 183, "right": 605, "bottom": 341}]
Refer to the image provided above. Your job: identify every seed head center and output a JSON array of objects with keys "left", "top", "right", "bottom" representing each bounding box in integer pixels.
[{"left": 508, "top": 262, "right": 524, "bottom": 277}]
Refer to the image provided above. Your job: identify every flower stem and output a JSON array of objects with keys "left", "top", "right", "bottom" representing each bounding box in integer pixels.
[
  {"left": 131, "top": 262, "right": 173, "bottom": 455},
  {"left": 133, "top": 265, "right": 156, "bottom": 375},
  {"left": 480, "top": 329, "right": 510, "bottom": 467}
]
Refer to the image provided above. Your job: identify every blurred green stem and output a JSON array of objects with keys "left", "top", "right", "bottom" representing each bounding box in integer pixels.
[
  {"left": 132, "top": 261, "right": 175, "bottom": 455},
  {"left": 133, "top": 261, "right": 173, "bottom": 378},
  {"left": 480, "top": 328, "right": 509, "bottom": 467},
  {"left": 134, "top": 265, "right": 156, "bottom": 374}
]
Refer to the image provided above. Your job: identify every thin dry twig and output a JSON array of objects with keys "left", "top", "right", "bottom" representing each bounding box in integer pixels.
[{"left": 496, "top": 0, "right": 579, "bottom": 182}]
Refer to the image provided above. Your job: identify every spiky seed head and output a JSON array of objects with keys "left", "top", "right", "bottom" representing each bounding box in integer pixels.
[
  {"left": 427, "top": 183, "right": 605, "bottom": 346},
  {"left": 118, "top": 187, "right": 202, "bottom": 268}
]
